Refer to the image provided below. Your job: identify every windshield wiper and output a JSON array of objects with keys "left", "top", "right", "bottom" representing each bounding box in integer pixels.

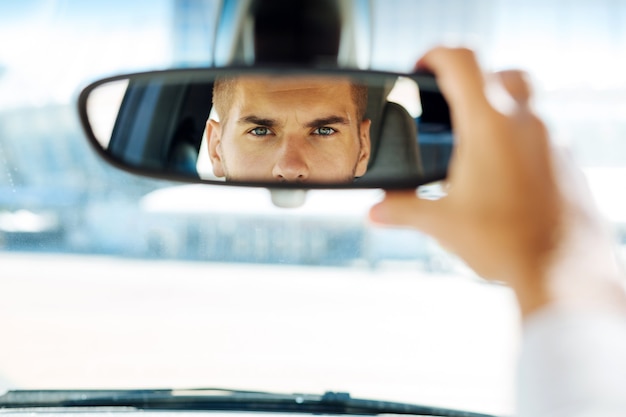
[{"left": 0, "top": 388, "right": 497, "bottom": 417}]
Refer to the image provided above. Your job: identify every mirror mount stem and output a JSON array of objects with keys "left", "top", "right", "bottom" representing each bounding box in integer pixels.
[{"left": 269, "top": 189, "right": 308, "bottom": 209}]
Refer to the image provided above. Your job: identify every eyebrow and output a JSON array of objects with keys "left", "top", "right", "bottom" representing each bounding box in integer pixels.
[
  {"left": 304, "top": 115, "right": 350, "bottom": 128},
  {"left": 237, "top": 115, "right": 278, "bottom": 127},
  {"left": 237, "top": 115, "right": 350, "bottom": 128}
]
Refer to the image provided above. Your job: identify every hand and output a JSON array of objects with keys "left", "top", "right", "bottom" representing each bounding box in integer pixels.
[{"left": 370, "top": 47, "right": 625, "bottom": 317}]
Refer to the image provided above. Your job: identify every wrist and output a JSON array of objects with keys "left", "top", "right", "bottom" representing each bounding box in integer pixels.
[{"left": 512, "top": 265, "right": 626, "bottom": 320}]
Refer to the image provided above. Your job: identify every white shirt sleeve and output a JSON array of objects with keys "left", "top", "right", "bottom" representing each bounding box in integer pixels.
[{"left": 517, "top": 306, "right": 626, "bottom": 417}]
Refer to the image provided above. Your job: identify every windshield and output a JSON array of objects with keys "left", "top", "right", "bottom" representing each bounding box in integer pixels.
[{"left": 1, "top": 1, "right": 625, "bottom": 416}]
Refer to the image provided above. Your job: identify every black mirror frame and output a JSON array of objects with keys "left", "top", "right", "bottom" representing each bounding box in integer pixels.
[{"left": 77, "top": 66, "right": 450, "bottom": 190}]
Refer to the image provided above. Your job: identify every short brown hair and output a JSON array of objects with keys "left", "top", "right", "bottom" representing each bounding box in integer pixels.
[{"left": 212, "top": 76, "right": 368, "bottom": 123}]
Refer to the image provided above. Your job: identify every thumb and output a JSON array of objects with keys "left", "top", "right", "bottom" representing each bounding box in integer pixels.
[{"left": 369, "top": 190, "right": 444, "bottom": 232}]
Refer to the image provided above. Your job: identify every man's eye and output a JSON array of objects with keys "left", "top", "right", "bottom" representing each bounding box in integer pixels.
[
  {"left": 249, "top": 127, "right": 272, "bottom": 136},
  {"left": 313, "top": 127, "right": 336, "bottom": 136}
]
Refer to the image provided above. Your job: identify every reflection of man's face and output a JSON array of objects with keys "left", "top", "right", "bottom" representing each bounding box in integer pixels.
[{"left": 206, "top": 76, "right": 371, "bottom": 183}]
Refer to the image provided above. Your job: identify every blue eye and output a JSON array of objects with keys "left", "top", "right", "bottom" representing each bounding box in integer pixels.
[
  {"left": 250, "top": 127, "right": 272, "bottom": 136},
  {"left": 313, "top": 127, "right": 336, "bottom": 136}
]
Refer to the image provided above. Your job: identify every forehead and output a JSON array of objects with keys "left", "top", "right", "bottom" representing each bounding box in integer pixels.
[{"left": 232, "top": 76, "right": 354, "bottom": 109}]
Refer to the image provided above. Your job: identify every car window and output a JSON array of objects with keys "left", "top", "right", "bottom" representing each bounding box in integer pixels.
[{"left": 1, "top": 1, "right": 624, "bottom": 416}]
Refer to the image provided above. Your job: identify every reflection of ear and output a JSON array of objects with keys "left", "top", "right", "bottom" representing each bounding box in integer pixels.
[
  {"left": 355, "top": 119, "right": 371, "bottom": 176},
  {"left": 206, "top": 119, "right": 225, "bottom": 177}
]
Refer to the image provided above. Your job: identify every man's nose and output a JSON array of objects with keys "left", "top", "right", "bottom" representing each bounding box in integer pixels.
[{"left": 272, "top": 139, "right": 309, "bottom": 182}]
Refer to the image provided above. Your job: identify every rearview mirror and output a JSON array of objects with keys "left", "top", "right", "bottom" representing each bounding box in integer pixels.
[{"left": 78, "top": 68, "right": 452, "bottom": 189}]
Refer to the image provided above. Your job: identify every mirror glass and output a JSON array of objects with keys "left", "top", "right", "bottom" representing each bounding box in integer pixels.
[{"left": 79, "top": 68, "right": 452, "bottom": 188}]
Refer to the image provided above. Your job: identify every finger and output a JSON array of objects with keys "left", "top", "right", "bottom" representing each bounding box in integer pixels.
[
  {"left": 497, "top": 70, "right": 533, "bottom": 107},
  {"left": 369, "top": 190, "right": 444, "bottom": 232},
  {"left": 415, "top": 47, "right": 490, "bottom": 120}
]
